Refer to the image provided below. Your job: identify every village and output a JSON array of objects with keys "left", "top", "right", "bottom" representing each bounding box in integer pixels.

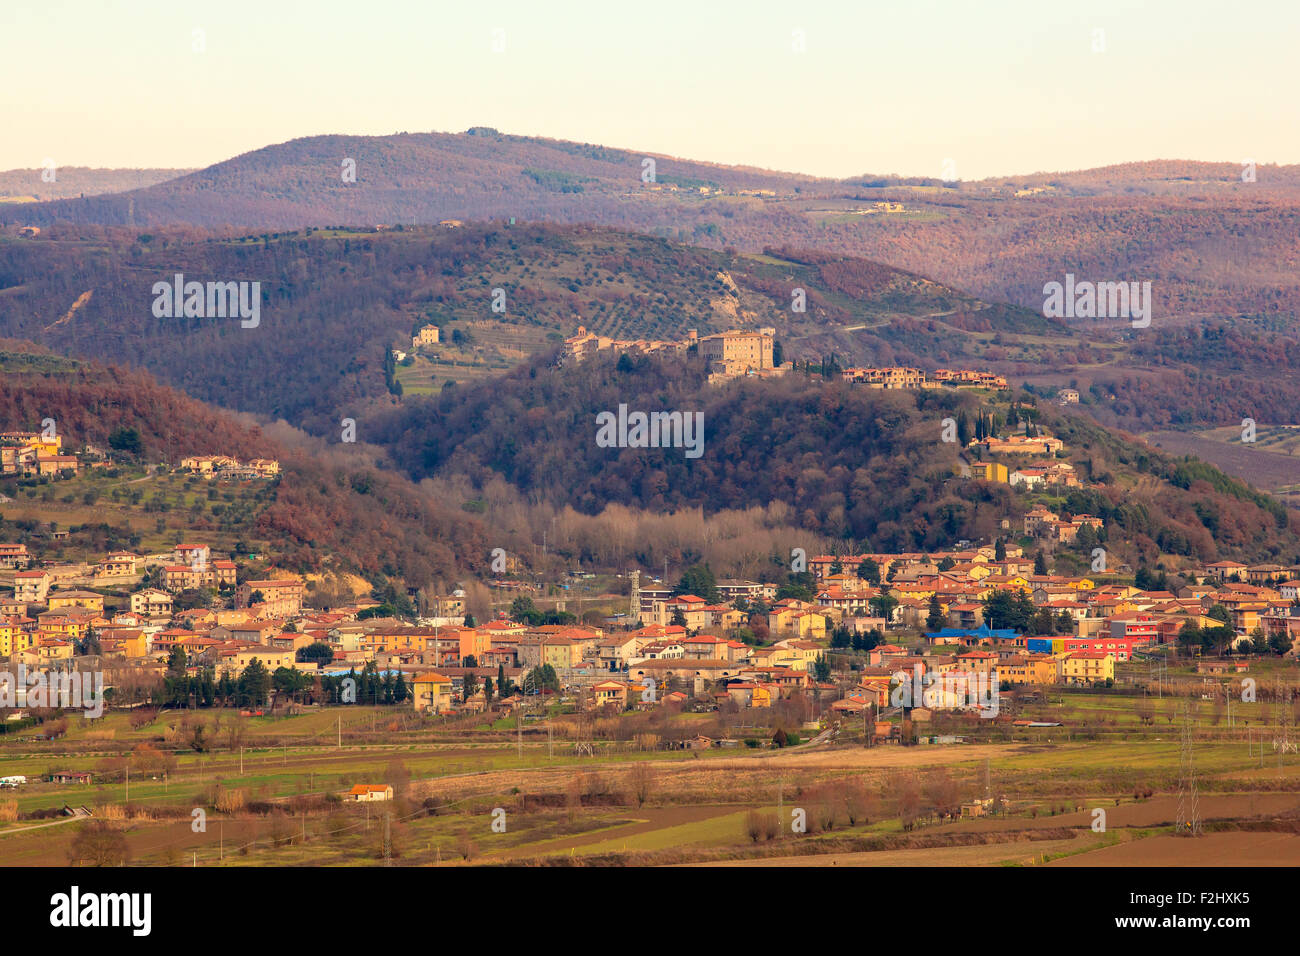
[
  {"left": 1, "top": 416, "right": 1299, "bottom": 870},
  {"left": 2, "top": 484, "right": 1299, "bottom": 735}
]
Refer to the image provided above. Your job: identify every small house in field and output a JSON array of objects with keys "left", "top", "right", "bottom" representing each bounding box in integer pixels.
[
  {"left": 49, "top": 771, "right": 93, "bottom": 785},
  {"left": 347, "top": 784, "right": 393, "bottom": 802}
]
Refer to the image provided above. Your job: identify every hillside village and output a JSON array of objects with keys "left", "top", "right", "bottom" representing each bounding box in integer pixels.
[
  {"left": 1, "top": 400, "right": 1297, "bottom": 738},
  {"left": 4, "top": 489, "right": 1300, "bottom": 735}
]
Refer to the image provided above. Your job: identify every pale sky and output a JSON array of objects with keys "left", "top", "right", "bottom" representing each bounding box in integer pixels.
[{"left": 5, "top": 0, "right": 1298, "bottom": 179}]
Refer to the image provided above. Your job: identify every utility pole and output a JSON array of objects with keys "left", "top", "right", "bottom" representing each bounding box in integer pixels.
[
  {"left": 125, "top": 765, "right": 129, "bottom": 803},
  {"left": 240, "top": 747, "right": 244, "bottom": 775},
  {"left": 338, "top": 715, "right": 342, "bottom": 748}
]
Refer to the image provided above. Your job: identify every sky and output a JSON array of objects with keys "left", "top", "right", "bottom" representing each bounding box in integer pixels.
[{"left": 5, "top": 0, "right": 1299, "bottom": 180}]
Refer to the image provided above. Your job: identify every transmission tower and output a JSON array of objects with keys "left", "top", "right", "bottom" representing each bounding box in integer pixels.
[
  {"left": 1274, "top": 682, "right": 1294, "bottom": 769},
  {"left": 1175, "top": 698, "right": 1201, "bottom": 837}
]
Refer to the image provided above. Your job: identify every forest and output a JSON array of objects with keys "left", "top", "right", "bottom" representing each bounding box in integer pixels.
[{"left": 366, "top": 351, "right": 1300, "bottom": 569}]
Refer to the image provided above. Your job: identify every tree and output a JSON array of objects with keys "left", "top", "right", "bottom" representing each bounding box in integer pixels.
[
  {"left": 983, "top": 590, "right": 1035, "bottom": 632},
  {"left": 483, "top": 676, "right": 494, "bottom": 708},
  {"left": 107, "top": 427, "right": 144, "bottom": 457},
  {"left": 238, "top": 659, "right": 271, "bottom": 707},
  {"left": 812, "top": 654, "right": 831, "bottom": 682},
  {"left": 676, "top": 564, "right": 719, "bottom": 602},
  {"left": 925, "top": 594, "right": 945, "bottom": 631},
  {"left": 629, "top": 763, "right": 656, "bottom": 808},
  {"left": 856, "top": 558, "right": 880, "bottom": 585},
  {"left": 272, "top": 666, "right": 312, "bottom": 704},
  {"left": 995, "top": 538, "right": 1006, "bottom": 562},
  {"left": 297, "top": 642, "right": 334, "bottom": 665},
  {"left": 67, "top": 822, "right": 131, "bottom": 867},
  {"left": 869, "top": 589, "right": 899, "bottom": 624},
  {"left": 462, "top": 671, "right": 479, "bottom": 702},
  {"left": 509, "top": 596, "right": 540, "bottom": 624}
]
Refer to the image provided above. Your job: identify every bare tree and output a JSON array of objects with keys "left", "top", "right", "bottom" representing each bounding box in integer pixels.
[{"left": 67, "top": 822, "right": 131, "bottom": 867}]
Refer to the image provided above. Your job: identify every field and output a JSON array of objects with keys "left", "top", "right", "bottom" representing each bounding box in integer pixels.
[
  {"left": 0, "top": 465, "right": 275, "bottom": 570},
  {"left": 1146, "top": 428, "right": 1300, "bottom": 500},
  {"left": 7, "top": 682, "right": 1300, "bottom": 867}
]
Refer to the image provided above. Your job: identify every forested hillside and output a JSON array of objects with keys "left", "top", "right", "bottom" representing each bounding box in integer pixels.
[
  {"left": 367, "top": 352, "right": 1300, "bottom": 568},
  {"left": 0, "top": 345, "right": 488, "bottom": 586},
  {"left": 0, "top": 224, "right": 1063, "bottom": 434}
]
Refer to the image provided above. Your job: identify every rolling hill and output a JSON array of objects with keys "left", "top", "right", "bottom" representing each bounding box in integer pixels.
[
  {"left": 0, "top": 343, "right": 490, "bottom": 589},
  {"left": 5, "top": 130, "right": 1300, "bottom": 329},
  {"left": 0, "top": 223, "right": 1068, "bottom": 434},
  {"left": 363, "top": 349, "right": 1300, "bottom": 570}
]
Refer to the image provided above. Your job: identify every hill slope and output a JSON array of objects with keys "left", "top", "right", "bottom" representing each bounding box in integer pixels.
[
  {"left": 0, "top": 224, "right": 1066, "bottom": 434},
  {"left": 0, "top": 344, "right": 489, "bottom": 587},
  {"left": 367, "top": 352, "right": 1300, "bottom": 569},
  {"left": 4, "top": 131, "right": 1299, "bottom": 328}
]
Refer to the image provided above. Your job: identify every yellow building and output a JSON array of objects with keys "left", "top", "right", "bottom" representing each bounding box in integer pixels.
[
  {"left": 0, "top": 621, "right": 33, "bottom": 658},
  {"left": 48, "top": 591, "right": 105, "bottom": 614},
  {"left": 998, "top": 653, "right": 1058, "bottom": 685},
  {"left": 411, "top": 672, "right": 452, "bottom": 714},
  {"left": 969, "top": 461, "right": 1009, "bottom": 483},
  {"left": 35, "top": 638, "right": 74, "bottom": 661},
  {"left": 1059, "top": 651, "right": 1115, "bottom": 685},
  {"left": 541, "top": 637, "right": 583, "bottom": 670},
  {"left": 592, "top": 680, "right": 630, "bottom": 709}
]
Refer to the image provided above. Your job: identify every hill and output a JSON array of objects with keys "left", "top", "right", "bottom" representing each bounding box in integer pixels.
[
  {"left": 366, "top": 352, "right": 1300, "bottom": 571},
  {"left": 0, "top": 345, "right": 489, "bottom": 588},
  {"left": 0, "top": 224, "right": 1065, "bottom": 434},
  {"left": 3, "top": 131, "right": 1299, "bottom": 329},
  {"left": 0, "top": 167, "right": 193, "bottom": 204}
]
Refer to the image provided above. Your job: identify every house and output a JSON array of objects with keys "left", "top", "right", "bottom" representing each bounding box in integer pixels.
[
  {"left": 47, "top": 590, "right": 104, "bottom": 614},
  {"left": 592, "top": 680, "right": 630, "bottom": 709},
  {"left": 236, "top": 579, "right": 303, "bottom": 616},
  {"left": 95, "top": 551, "right": 140, "bottom": 578},
  {"left": 0, "top": 544, "right": 29, "bottom": 570},
  {"left": 13, "top": 571, "right": 49, "bottom": 604},
  {"left": 347, "top": 784, "right": 393, "bottom": 802},
  {"left": 969, "top": 461, "right": 1009, "bottom": 483},
  {"left": 130, "top": 589, "right": 173, "bottom": 617},
  {"left": 1059, "top": 651, "right": 1115, "bottom": 685},
  {"left": 49, "top": 771, "right": 93, "bottom": 785},
  {"left": 411, "top": 672, "right": 452, "bottom": 714}
]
